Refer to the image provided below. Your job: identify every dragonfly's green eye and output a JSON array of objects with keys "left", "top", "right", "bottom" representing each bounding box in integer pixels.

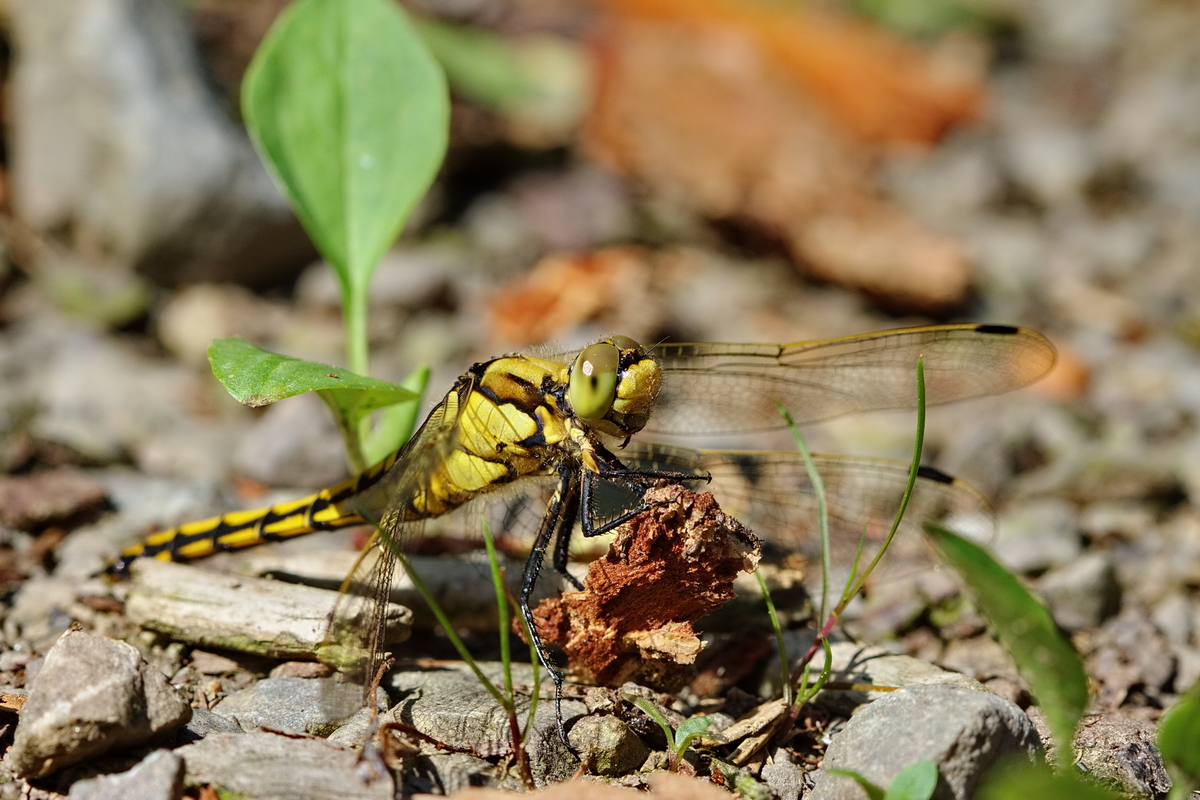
[{"left": 569, "top": 342, "right": 621, "bottom": 421}]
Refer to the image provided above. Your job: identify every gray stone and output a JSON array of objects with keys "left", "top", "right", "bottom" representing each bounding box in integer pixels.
[
  {"left": 178, "top": 708, "right": 244, "bottom": 743},
  {"left": 993, "top": 499, "right": 1082, "bottom": 574},
  {"left": 1038, "top": 551, "right": 1121, "bottom": 631},
  {"left": 9, "top": 629, "right": 192, "bottom": 778},
  {"left": 809, "top": 683, "right": 1042, "bottom": 800},
  {"left": 812, "top": 643, "right": 987, "bottom": 718},
  {"left": 1073, "top": 712, "right": 1170, "bottom": 798},
  {"left": 567, "top": 714, "right": 650, "bottom": 776},
  {"left": 761, "top": 752, "right": 806, "bottom": 800},
  {"left": 213, "top": 677, "right": 383, "bottom": 737},
  {"left": 231, "top": 392, "right": 349, "bottom": 489},
  {"left": 389, "top": 664, "right": 586, "bottom": 787},
  {"left": 10, "top": 0, "right": 314, "bottom": 289},
  {"left": 178, "top": 730, "right": 393, "bottom": 800},
  {"left": 67, "top": 749, "right": 183, "bottom": 800}
]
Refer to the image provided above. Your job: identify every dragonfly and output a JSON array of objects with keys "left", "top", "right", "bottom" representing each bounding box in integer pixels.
[{"left": 113, "top": 323, "right": 1055, "bottom": 733}]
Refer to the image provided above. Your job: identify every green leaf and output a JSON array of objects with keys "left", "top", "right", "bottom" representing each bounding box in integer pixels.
[
  {"left": 410, "top": 15, "right": 531, "bottom": 109},
  {"left": 209, "top": 337, "right": 415, "bottom": 408},
  {"left": 361, "top": 365, "right": 431, "bottom": 466},
  {"left": 925, "top": 523, "right": 1089, "bottom": 759},
  {"left": 827, "top": 769, "right": 886, "bottom": 800},
  {"left": 243, "top": 0, "right": 448, "bottom": 289},
  {"left": 977, "top": 760, "right": 1123, "bottom": 800},
  {"left": 885, "top": 761, "right": 938, "bottom": 800},
  {"left": 209, "top": 337, "right": 416, "bottom": 471},
  {"left": 1159, "top": 681, "right": 1200, "bottom": 793},
  {"left": 629, "top": 697, "right": 676, "bottom": 749},
  {"left": 673, "top": 715, "right": 714, "bottom": 755}
]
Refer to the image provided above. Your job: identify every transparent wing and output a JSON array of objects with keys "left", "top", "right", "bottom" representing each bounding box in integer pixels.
[
  {"left": 620, "top": 441, "right": 994, "bottom": 590},
  {"left": 647, "top": 324, "right": 1056, "bottom": 435}
]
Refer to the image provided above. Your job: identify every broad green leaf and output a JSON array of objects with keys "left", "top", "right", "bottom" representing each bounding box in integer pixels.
[
  {"left": 1159, "top": 681, "right": 1200, "bottom": 793},
  {"left": 410, "top": 15, "right": 531, "bottom": 109},
  {"left": 208, "top": 337, "right": 414, "bottom": 408},
  {"left": 827, "top": 769, "right": 886, "bottom": 800},
  {"left": 977, "top": 761, "right": 1122, "bottom": 800},
  {"left": 361, "top": 365, "right": 430, "bottom": 467},
  {"left": 242, "top": 0, "right": 449, "bottom": 301},
  {"left": 885, "top": 761, "right": 938, "bottom": 800},
  {"left": 925, "top": 523, "right": 1089, "bottom": 759}
]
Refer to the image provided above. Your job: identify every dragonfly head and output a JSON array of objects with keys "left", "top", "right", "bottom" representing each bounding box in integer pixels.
[{"left": 567, "top": 335, "right": 662, "bottom": 439}]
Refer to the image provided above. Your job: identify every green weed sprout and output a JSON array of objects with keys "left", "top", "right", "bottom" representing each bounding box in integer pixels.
[{"left": 628, "top": 696, "right": 714, "bottom": 772}]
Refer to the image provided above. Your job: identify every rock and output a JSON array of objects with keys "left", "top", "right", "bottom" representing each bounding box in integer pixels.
[
  {"left": 67, "top": 749, "right": 183, "bottom": 800},
  {"left": 389, "top": 663, "right": 586, "bottom": 787},
  {"left": 1037, "top": 551, "right": 1121, "bottom": 631},
  {"left": 178, "top": 730, "right": 393, "bottom": 800},
  {"left": 993, "top": 499, "right": 1082, "bottom": 574},
  {"left": 760, "top": 751, "right": 807, "bottom": 800},
  {"left": 567, "top": 714, "right": 650, "bottom": 776},
  {"left": 124, "top": 559, "right": 412, "bottom": 662},
  {"left": 10, "top": 0, "right": 314, "bottom": 289},
  {"left": 0, "top": 470, "right": 107, "bottom": 529},
  {"left": 1072, "top": 712, "right": 1170, "bottom": 798},
  {"left": 177, "top": 708, "right": 244, "bottom": 743},
  {"left": 9, "top": 629, "right": 192, "bottom": 778},
  {"left": 809, "top": 683, "right": 1042, "bottom": 800},
  {"left": 231, "top": 392, "right": 349, "bottom": 489},
  {"left": 213, "top": 677, "right": 384, "bottom": 737},
  {"left": 812, "top": 642, "right": 988, "bottom": 718}
]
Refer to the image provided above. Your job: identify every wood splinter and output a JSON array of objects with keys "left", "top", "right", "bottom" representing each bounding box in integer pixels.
[{"left": 532, "top": 484, "right": 762, "bottom": 692}]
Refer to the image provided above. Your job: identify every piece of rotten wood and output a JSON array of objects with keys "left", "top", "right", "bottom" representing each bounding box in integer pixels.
[
  {"left": 123, "top": 559, "right": 412, "bottom": 660},
  {"left": 533, "top": 484, "right": 761, "bottom": 691}
]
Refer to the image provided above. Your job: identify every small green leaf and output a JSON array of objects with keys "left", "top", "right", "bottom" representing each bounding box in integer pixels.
[
  {"left": 361, "top": 365, "right": 430, "bottom": 467},
  {"left": 925, "top": 523, "right": 1089, "bottom": 759},
  {"left": 1159, "top": 681, "right": 1200, "bottom": 791},
  {"left": 629, "top": 697, "right": 676, "bottom": 749},
  {"left": 208, "top": 337, "right": 414, "bottom": 408},
  {"left": 242, "top": 0, "right": 449, "bottom": 304},
  {"left": 827, "top": 769, "right": 886, "bottom": 800},
  {"left": 885, "top": 760, "right": 938, "bottom": 800},
  {"left": 410, "top": 16, "right": 531, "bottom": 109},
  {"left": 977, "top": 760, "right": 1123, "bottom": 800},
  {"left": 673, "top": 715, "right": 714, "bottom": 755}
]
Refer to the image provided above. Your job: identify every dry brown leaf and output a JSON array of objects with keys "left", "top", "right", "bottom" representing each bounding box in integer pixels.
[
  {"left": 584, "top": 10, "right": 977, "bottom": 310},
  {"left": 488, "top": 245, "right": 660, "bottom": 345},
  {"left": 595, "top": 0, "right": 982, "bottom": 145}
]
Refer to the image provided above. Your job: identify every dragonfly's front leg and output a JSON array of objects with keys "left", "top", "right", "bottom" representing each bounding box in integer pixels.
[
  {"left": 577, "top": 460, "right": 709, "bottom": 539},
  {"left": 519, "top": 462, "right": 581, "bottom": 752}
]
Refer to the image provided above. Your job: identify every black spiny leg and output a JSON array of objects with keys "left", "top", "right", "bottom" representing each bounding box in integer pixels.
[
  {"left": 519, "top": 461, "right": 581, "bottom": 754},
  {"left": 577, "top": 460, "right": 707, "bottom": 539}
]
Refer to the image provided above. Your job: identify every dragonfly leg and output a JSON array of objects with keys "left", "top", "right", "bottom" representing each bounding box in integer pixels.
[
  {"left": 577, "top": 463, "right": 709, "bottom": 539},
  {"left": 519, "top": 462, "right": 581, "bottom": 755},
  {"left": 551, "top": 519, "right": 585, "bottom": 591}
]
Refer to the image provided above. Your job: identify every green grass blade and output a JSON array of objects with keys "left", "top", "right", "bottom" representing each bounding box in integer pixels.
[
  {"left": 755, "top": 570, "right": 793, "bottom": 707},
  {"left": 777, "top": 401, "right": 831, "bottom": 621},
  {"left": 847, "top": 356, "right": 925, "bottom": 600},
  {"left": 481, "top": 520, "right": 513, "bottom": 705},
  {"left": 925, "top": 522, "right": 1089, "bottom": 760},
  {"left": 1159, "top": 680, "right": 1200, "bottom": 797}
]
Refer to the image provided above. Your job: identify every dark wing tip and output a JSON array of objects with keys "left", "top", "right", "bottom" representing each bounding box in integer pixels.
[
  {"left": 973, "top": 324, "right": 1021, "bottom": 335},
  {"left": 916, "top": 465, "right": 957, "bottom": 484}
]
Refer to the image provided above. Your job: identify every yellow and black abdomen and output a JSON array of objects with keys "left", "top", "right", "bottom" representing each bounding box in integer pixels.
[{"left": 111, "top": 449, "right": 403, "bottom": 571}]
